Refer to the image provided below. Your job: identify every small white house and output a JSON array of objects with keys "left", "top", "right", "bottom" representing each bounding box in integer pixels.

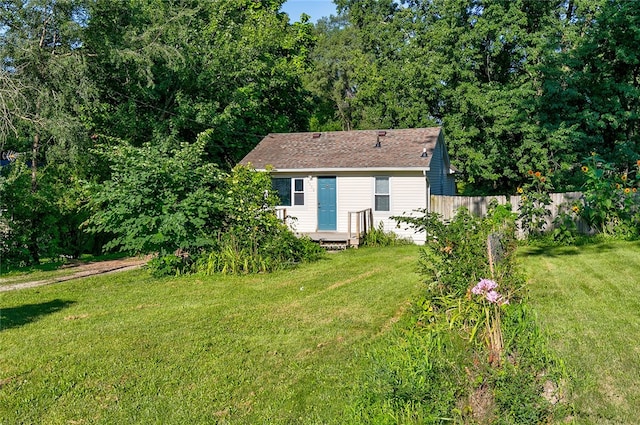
[{"left": 239, "top": 127, "right": 456, "bottom": 245}]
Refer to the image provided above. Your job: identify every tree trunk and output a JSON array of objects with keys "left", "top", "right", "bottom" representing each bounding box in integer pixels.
[
  {"left": 31, "top": 133, "right": 39, "bottom": 192},
  {"left": 29, "top": 133, "right": 40, "bottom": 264}
]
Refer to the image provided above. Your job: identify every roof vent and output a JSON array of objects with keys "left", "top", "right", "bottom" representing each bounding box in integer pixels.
[
  {"left": 421, "top": 148, "right": 428, "bottom": 158},
  {"left": 375, "top": 136, "right": 382, "bottom": 148},
  {"left": 377, "top": 130, "right": 387, "bottom": 137},
  {"left": 312, "top": 133, "right": 321, "bottom": 138}
]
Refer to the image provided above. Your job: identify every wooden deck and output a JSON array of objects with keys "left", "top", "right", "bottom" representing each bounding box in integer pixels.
[
  {"left": 280, "top": 208, "right": 373, "bottom": 250},
  {"left": 303, "top": 232, "right": 362, "bottom": 249}
]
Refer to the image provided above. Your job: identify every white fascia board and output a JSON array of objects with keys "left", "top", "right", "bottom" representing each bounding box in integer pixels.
[{"left": 257, "top": 167, "right": 431, "bottom": 173}]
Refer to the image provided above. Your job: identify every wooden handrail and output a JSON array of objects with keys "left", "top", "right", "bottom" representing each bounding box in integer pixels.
[
  {"left": 347, "top": 208, "right": 373, "bottom": 240},
  {"left": 275, "top": 207, "right": 287, "bottom": 222}
]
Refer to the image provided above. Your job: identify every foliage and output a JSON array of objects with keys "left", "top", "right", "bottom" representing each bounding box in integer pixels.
[
  {"left": 361, "top": 221, "right": 412, "bottom": 247},
  {"left": 550, "top": 208, "right": 580, "bottom": 246},
  {"left": 0, "top": 158, "right": 95, "bottom": 266},
  {"left": 578, "top": 154, "right": 640, "bottom": 237},
  {"left": 146, "top": 253, "right": 192, "bottom": 278},
  {"left": 194, "top": 164, "right": 324, "bottom": 275},
  {"left": 1, "top": 0, "right": 316, "bottom": 265},
  {"left": 374, "top": 203, "right": 565, "bottom": 423},
  {"left": 195, "top": 231, "right": 323, "bottom": 275},
  {"left": 84, "top": 0, "right": 314, "bottom": 165},
  {"left": 396, "top": 202, "right": 520, "bottom": 299},
  {"left": 87, "top": 158, "right": 323, "bottom": 274},
  {"left": 309, "top": 1, "right": 640, "bottom": 193},
  {"left": 85, "top": 135, "right": 223, "bottom": 255},
  {"left": 517, "top": 170, "right": 554, "bottom": 237},
  {"left": 551, "top": 0, "right": 640, "bottom": 173}
]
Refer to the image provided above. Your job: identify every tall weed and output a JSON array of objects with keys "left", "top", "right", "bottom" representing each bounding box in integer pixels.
[
  {"left": 362, "top": 222, "right": 413, "bottom": 247},
  {"left": 195, "top": 229, "right": 323, "bottom": 275},
  {"left": 357, "top": 202, "right": 569, "bottom": 423}
]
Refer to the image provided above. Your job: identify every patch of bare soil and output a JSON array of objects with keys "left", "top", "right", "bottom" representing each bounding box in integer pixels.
[{"left": 0, "top": 257, "right": 149, "bottom": 293}]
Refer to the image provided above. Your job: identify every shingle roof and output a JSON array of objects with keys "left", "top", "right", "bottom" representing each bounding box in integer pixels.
[{"left": 239, "top": 128, "right": 442, "bottom": 170}]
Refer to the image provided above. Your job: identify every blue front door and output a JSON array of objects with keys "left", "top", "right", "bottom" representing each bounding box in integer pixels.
[{"left": 317, "top": 176, "right": 337, "bottom": 231}]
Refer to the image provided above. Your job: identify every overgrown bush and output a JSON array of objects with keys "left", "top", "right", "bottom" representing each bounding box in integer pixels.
[
  {"left": 550, "top": 206, "right": 580, "bottom": 245},
  {"left": 355, "top": 203, "right": 568, "bottom": 423},
  {"left": 195, "top": 229, "right": 323, "bottom": 275},
  {"left": 86, "top": 136, "right": 223, "bottom": 255},
  {"left": 147, "top": 253, "right": 193, "bottom": 278},
  {"left": 0, "top": 159, "right": 97, "bottom": 268},
  {"left": 579, "top": 154, "right": 640, "bottom": 238},
  {"left": 396, "top": 202, "right": 520, "bottom": 299},
  {"left": 517, "top": 170, "right": 553, "bottom": 237},
  {"left": 193, "top": 164, "right": 324, "bottom": 275},
  {"left": 87, "top": 147, "right": 325, "bottom": 276}
]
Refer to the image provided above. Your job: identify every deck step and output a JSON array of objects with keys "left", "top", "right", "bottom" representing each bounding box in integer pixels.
[{"left": 319, "top": 241, "right": 348, "bottom": 251}]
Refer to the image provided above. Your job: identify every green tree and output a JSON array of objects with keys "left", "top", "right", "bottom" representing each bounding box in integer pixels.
[
  {"left": 85, "top": 134, "right": 223, "bottom": 255},
  {"left": 309, "top": 0, "right": 564, "bottom": 193},
  {"left": 556, "top": 0, "right": 640, "bottom": 171},
  {"left": 0, "top": 0, "right": 98, "bottom": 264},
  {"left": 84, "top": 0, "right": 315, "bottom": 165}
]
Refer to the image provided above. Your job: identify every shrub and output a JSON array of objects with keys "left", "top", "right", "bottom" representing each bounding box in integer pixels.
[
  {"left": 195, "top": 229, "right": 324, "bottom": 275},
  {"left": 147, "top": 253, "right": 192, "bottom": 278},
  {"left": 579, "top": 154, "right": 640, "bottom": 238},
  {"left": 86, "top": 136, "right": 223, "bottom": 255},
  {"left": 550, "top": 206, "right": 579, "bottom": 245},
  {"left": 193, "top": 165, "right": 325, "bottom": 275},
  {"left": 517, "top": 170, "right": 553, "bottom": 237},
  {"left": 396, "top": 202, "right": 520, "bottom": 299},
  {"left": 369, "top": 203, "right": 567, "bottom": 423}
]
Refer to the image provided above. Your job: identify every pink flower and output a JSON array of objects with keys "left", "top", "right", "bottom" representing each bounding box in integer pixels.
[
  {"left": 486, "top": 290, "right": 500, "bottom": 303},
  {"left": 472, "top": 279, "right": 497, "bottom": 294},
  {"left": 472, "top": 278, "right": 509, "bottom": 305}
]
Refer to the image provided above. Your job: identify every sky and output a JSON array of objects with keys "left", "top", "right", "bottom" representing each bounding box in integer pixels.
[{"left": 281, "top": 0, "right": 337, "bottom": 23}]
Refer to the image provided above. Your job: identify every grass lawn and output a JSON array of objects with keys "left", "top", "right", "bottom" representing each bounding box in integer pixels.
[
  {"left": 0, "top": 246, "right": 422, "bottom": 424},
  {"left": 0, "top": 263, "right": 84, "bottom": 287},
  {"left": 519, "top": 240, "right": 640, "bottom": 425},
  {"left": 0, "top": 253, "right": 130, "bottom": 287}
]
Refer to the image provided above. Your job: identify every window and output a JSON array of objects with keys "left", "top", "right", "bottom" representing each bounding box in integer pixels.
[
  {"left": 272, "top": 178, "right": 291, "bottom": 206},
  {"left": 294, "top": 178, "right": 304, "bottom": 205},
  {"left": 272, "top": 178, "right": 305, "bottom": 206},
  {"left": 375, "top": 177, "right": 390, "bottom": 211}
]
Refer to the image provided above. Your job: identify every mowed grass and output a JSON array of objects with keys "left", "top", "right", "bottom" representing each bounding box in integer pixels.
[
  {"left": 0, "top": 264, "right": 84, "bottom": 287},
  {"left": 519, "top": 240, "right": 640, "bottom": 425},
  {"left": 0, "top": 246, "right": 422, "bottom": 424},
  {"left": 0, "top": 253, "right": 130, "bottom": 287}
]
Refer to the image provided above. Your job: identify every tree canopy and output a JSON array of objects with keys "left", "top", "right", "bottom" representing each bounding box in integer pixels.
[
  {"left": 1, "top": 0, "right": 639, "bottom": 264},
  {"left": 308, "top": 0, "right": 640, "bottom": 193}
]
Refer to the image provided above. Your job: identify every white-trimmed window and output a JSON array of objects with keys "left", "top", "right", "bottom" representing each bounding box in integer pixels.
[
  {"left": 272, "top": 178, "right": 305, "bottom": 206},
  {"left": 293, "top": 178, "right": 304, "bottom": 205},
  {"left": 374, "top": 176, "right": 390, "bottom": 211}
]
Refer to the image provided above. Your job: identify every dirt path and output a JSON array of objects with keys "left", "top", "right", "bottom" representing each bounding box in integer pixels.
[{"left": 0, "top": 257, "right": 149, "bottom": 293}]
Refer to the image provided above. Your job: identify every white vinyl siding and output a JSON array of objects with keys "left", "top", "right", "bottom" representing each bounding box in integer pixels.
[{"left": 273, "top": 171, "right": 429, "bottom": 243}]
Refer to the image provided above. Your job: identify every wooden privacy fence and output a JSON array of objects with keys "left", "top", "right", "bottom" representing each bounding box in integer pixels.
[{"left": 430, "top": 192, "right": 592, "bottom": 236}]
